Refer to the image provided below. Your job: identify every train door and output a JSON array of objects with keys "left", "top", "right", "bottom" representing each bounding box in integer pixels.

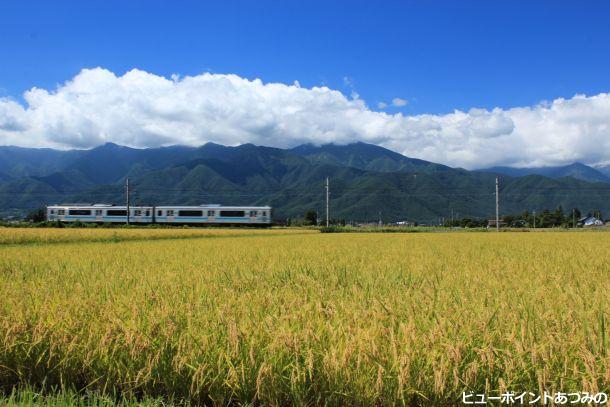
[
  {"left": 95, "top": 209, "right": 103, "bottom": 222},
  {"left": 207, "top": 210, "right": 215, "bottom": 223}
]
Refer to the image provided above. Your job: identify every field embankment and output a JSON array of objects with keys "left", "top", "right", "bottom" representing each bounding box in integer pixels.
[{"left": 0, "top": 227, "right": 313, "bottom": 245}]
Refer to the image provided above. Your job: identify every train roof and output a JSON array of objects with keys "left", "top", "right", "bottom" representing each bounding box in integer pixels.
[{"left": 48, "top": 204, "right": 271, "bottom": 209}]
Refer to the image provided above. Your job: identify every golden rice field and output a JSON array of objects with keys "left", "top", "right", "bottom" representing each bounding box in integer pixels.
[{"left": 0, "top": 228, "right": 608, "bottom": 405}]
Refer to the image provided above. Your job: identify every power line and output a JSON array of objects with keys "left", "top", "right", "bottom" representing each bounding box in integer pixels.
[{"left": 8, "top": 181, "right": 610, "bottom": 196}]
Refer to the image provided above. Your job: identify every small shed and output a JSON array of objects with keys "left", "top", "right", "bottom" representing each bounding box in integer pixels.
[{"left": 578, "top": 216, "right": 604, "bottom": 227}]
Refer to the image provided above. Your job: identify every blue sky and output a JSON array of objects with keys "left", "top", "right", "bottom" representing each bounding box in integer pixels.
[{"left": 2, "top": 1, "right": 609, "bottom": 114}]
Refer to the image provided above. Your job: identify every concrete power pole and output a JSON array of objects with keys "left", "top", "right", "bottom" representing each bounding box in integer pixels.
[
  {"left": 125, "top": 177, "right": 130, "bottom": 225},
  {"left": 495, "top": 177, "right": 500, "bottom": 231},
  {"left": 573, "top": 208, "right": 576, "bottom": 229},
  {"left": 325, "top": 177, "right": 330, "bottom": 227},
  {"left": 533, "top": 210, "right": 536, "bottom": 229}
]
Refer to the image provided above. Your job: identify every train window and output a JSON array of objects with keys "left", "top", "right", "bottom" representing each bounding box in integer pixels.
[
  {"left": 262, "top": 211, "right": 267, "bottom": 217},
  {"left": 145, "top": 210, "right": 150, "bottom": 216},
  {"left": 178, "top": 210, "right": 203, "bottom": 217},
  {"left": 69, "top": 209, "right": 91, "bottom": 216},
  {"left": 58, "top": 209, "right": 65, "bottom": 215},
  {"left": 167, "top": 210, "right": 174, "bottom": 216},
  {"left": 157, "top": 210, "right": 162, "bottom": 216},
  {"left": 95, "top": 210, "right": 103, "bottom": 216},
  {"left": 220, "top": 210, "right": 245, "bottom": 217},
  {"left": 134, "top": 210, "right": 142, "bottom": 216},
  {"left": 107, "top": 210, "right": 127, "bottom": 216},
  {"left": 249, "top": 210, "right": 257, "bottom": 217},
  {"left": 207, "top": 210, "right": 215, "bottom": 216},
  {"left": 50, "top": 210, "right": 55, "bottom": 214}
]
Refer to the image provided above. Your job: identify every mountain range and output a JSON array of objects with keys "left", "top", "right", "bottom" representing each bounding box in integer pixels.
[
  {"left": 2, "top": 142, "right": 610, "bottom": 223},
  {"left": 478, "top": 162, "right": 610, "bottom": 184}
]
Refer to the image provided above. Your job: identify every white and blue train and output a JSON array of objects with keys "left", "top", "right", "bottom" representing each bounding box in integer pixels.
[{"left": 46, "top": 204, "right": 272, "bottom": 226}]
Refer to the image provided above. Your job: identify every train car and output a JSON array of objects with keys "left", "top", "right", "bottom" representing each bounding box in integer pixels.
[{"left": 46, "top": 204, "right": 272, "bottom": 226}]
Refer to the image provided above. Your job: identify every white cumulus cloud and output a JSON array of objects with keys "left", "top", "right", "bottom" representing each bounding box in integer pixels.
[
  {"left": 0, "top": 67, "right": 609, "bottom": 169},
  {"left": 392, "top": 97, "right": 408, "bottom": 107}
]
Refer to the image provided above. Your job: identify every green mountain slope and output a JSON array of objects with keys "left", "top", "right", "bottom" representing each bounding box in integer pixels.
[
  {"left": 0, "top": 146, "right": 84, "bottom": 178},
  {"left": 2, "top": 142, "right": 610, "bottom": 223},
  {"left": 479, "top": 162, "right": 610, "bottom": 184},
  {"left": 290, "top": 142, "right": 453, "bottom": 173}
]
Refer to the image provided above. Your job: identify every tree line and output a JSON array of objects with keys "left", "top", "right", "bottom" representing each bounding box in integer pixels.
[{"left": 444, "top": 206, "right": 604, "bottom": 228}]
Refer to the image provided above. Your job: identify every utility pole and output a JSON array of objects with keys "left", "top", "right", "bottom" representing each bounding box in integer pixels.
[
  {"left": 125, "top": 177, "right": 130, "bottom": 225},
  {"left": 325, "top": 177, "right": 330, "bottom": 227},
  {"left": 378, "top": 211, "right": 382, "bottom": 227},
  {"left": 533, "top": 210, "right": 536, "bottom": 229},
  {"left": 495, "top": 177, "right": 499, "bottom": 231},
  {"left": 451, "top": 208, "right": 454, "bottom": 224},
  {"left": 573, "top": 208, "right": 576, "bottom": 229}
]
